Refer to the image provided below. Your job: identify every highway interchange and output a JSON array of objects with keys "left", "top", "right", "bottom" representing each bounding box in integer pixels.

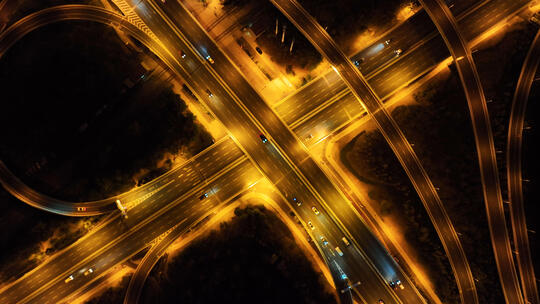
[{"left": 0, "top": 0, "right": 537, "bottom": 303}]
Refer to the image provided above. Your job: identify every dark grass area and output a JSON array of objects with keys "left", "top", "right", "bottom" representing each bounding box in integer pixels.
[
  {"left": 0, "top": 21, "right": 212, "bottom": 201},
  {"left": 139, "top": 205, "right": 337, "bottom": 304},
  {"left": 0, "top": 186, "right": 103, "bottom": 283}
]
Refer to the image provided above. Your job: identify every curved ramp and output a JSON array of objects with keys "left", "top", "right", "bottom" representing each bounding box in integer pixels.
[{"left": 507, "top": 30, "right": 540, "bottom": 304}]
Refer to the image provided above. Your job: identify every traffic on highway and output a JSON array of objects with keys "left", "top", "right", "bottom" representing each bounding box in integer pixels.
[{"left": 0, "top": 0, "right": 536, "bottom": 303}]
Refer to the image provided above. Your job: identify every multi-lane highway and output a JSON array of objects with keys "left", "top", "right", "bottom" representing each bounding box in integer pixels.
[
  {"left": 418, "top": 0, "right": 523, "bottom": 303},
  {"left": 275, "top": 0, "right": 531, "bottom": 146},
  {"left": 271, "top": 0, "right": 480, "bottom": 303},
  {"left": 0, "top": 4, "right": 412, "bottom": 304},
  {"left": 507, "top": 30, "right": 540, "bottom": 304},
  {"left": 125, "top": 0, "right": 428, "bottom": 302},
  {"left": 0, "top": 0, "right": 533, "bottom": 303},
  {"left": 0, "top": 137, "right": 259, "bottom": 303}
]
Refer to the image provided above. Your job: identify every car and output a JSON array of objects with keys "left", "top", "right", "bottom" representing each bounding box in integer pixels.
[
  {"left": 384, "top": 39, "right": 392, "bottom": 45},
  {"left": 255, "top": 46, "right": 263, "bottom": 54},
  {"left": 199, "top": 193, "right": 208, "bottom": 200},
  {"left": 180, "top": 50, "right": 186, "bottom": 58},
  {"left": 293, "top": 197, "right": 301, "bottom": 206},
  {"left": 394, "top": 49, "right": 402, "bottom": 56},
  {"left": 306, "top": 133, "right": 313, "bottom": 140},
  {"left": 341, "top": 273, "right": 348, "bottom": 280},
  {"left": 342, "top": 237, "right": 350, "bottom": 246},
  {"left": 259, "top": 134, "right": 268, "bottom": 143},
  {"left": 335, "top": 246, "right": 344, "bottom": 256},
  {"left": 77, "top": 207, "right": 86, "bottom": 212},
  {"left": 64, "top": 275, "right": 74, "bottom": 283},
  {"left": 311, "top": 206, "right": 320, "bottom": 215},
  {"left": 307, "top": 221, "right": 315, "bottom": 230},
  {"left": 205, "top": 55, "right": 215, "bottom": 64},
  {"left": 320, "top": 236, "right": 328, "bottom": 246},
  {"left": 389, "top": 280, "right": 404, "bottom": 290},
  {"left": 378, "top": 300, "right": 385, "bottom": 304},
  {"left": 206, "top": 89, "right": 213, "bottom": 97},
  {"left": 84, "top": 268, "right": 94, "bottom": 276},
  {"left": 354, "top": 57, "right": 365, "bottom": 66}
]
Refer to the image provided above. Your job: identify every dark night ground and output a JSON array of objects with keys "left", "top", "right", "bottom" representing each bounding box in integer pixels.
[
  {"left": 85, "top": 205, "right": 337, "bottom": 304},
  {"left": 0, "top": 21, "right": 212, "bottom": 202},
  {"left": 342, "top": 21, "right": 539, "bottom": 303}
]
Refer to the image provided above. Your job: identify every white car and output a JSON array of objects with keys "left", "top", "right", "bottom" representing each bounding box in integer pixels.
[
  {"left": 84, "top": 268, "right": 94, "bottom": 276},
  {"left": 307, "top": 221, "right": 315, "bottom": 230},
  {"left": 64, "top": 275, "right": 74, "bottom": 283},
  {"left": 394, "top": 49, "right": 402, "bottom": 56}
]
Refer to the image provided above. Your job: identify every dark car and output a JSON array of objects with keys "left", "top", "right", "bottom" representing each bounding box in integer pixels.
[
  {"left": 353, "top": 57, "right": 364, "bottom": 66},
  {"left": 389, "top": 280, "right": 404, "bottom": 290},
  {"left": 255, "top": 46, "right": 263, "bottom": 54},
  {"left": 199, "top": 193, "right": 208, "bottom": 200},
  {"left": 259, "top": 134, "right": 268, "bottom": 143}
]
